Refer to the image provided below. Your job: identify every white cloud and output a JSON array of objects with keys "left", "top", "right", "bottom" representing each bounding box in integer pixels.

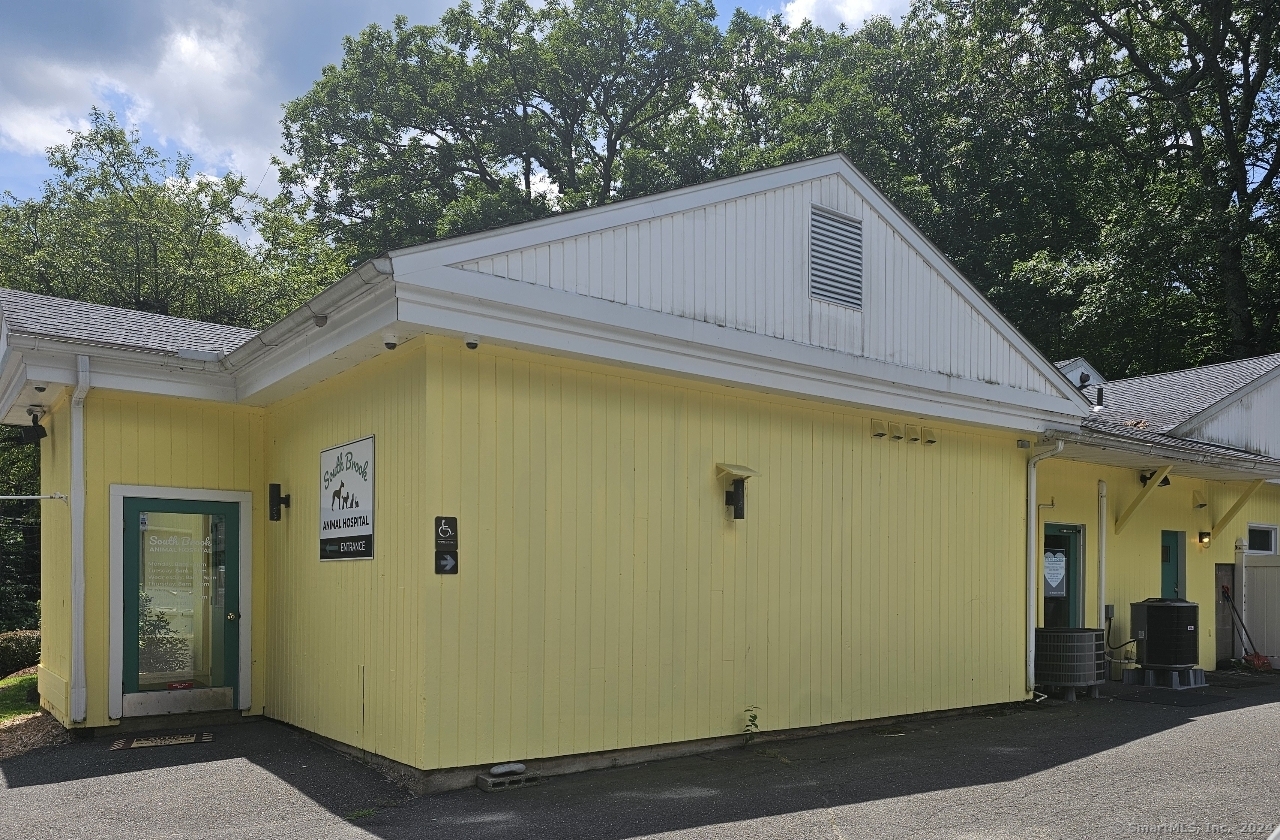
[
  {"left": 0, "top": 62, "right": 99, "bottom": 155},
  {"left": 780, "top": 0, "right": 910, "bottom": 29}
]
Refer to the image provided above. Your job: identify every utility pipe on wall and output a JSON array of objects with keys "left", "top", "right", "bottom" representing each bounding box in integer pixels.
[
  {"left": 1097, "top": 481, "right": 1107, "bottom": 632},
  {"left": 1026, "top": 440, "right": 1063, "bottom": 692},
  {"left": 69, "top": 355, "right": 89, "bottom": 722}
]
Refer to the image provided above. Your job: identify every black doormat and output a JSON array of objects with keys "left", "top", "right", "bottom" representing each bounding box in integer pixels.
[
  {"left": 1115, "top": 689, "right": 1231, "bottom": 707},
  {"left": 109, "top": 733, "right": 213, "bottom": 750}
]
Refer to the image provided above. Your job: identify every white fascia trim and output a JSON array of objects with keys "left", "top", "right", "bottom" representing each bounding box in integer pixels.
[
  {"left": 224, "top": 258, "right": 393, "bottom": 375},
  {"left": 406, "top": 155, "right": 1090, "bottom": 414},
  {"left": 109, "top": 485, "right": 254, "bottom": 719},
  {"left": 1170, "top": 361, "right": 1280, "bottom": 437},
  {"left": 232, "top": 281, "right": 399, "bottom": 403},
  {"left": 0, "top": 353, "right": 28, "bottom": 423},
  {"left": 396, "top": 267, "right": 1084, "bottom": 432},
  {"left": 1045, "top": 429, "right": 1280, "bottom": 479},
  {"left": 3, "top": 343, "right": 237, "bottom": 419}
]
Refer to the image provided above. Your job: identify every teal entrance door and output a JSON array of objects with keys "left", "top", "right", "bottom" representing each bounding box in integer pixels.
[
  {"left": 1044, "top": 524, "right": 1082, "bottom": 627},
  {"left": 123, "top": 498, "right": 240, "bottom": 706},
  {"left": 1161, "top": 530, "right": 1183, "bottom": 599}
]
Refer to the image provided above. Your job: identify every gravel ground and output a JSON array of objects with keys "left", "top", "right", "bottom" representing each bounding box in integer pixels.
[{"left": 2, "top": 675, "right": 1279, "bottom": 840}]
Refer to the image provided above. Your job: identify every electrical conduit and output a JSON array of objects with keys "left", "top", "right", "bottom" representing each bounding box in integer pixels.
[
  {"left": 1097, "top": 480, "right": 1107, "bottom": 636},
  {"left": 70, "top": 355, "right": 89, "bottom": 722},
  {"left": 1026, "top": 440, "right": 1063, "bottom": 692}
]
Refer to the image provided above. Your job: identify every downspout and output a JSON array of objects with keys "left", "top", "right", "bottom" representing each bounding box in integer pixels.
[
  {"left": 1026, "top": 440, "right": 1064, "bottom": 692},
  {"left": 69, "top": 355, "right": 89, "bottom": 722},
  {"left": 1097, "top": 481, "right": 1107, "bottom": 633}
]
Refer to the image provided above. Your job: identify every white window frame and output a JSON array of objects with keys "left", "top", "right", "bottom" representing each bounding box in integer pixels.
[
  {"left": 109, "top": 485, "right": 253, "bottom": 719},
  {"left": 1246, "top": 523, "right": 1278, "bottom": 556}
]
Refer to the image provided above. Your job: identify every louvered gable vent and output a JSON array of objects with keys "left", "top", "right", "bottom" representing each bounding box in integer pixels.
[{"left": 809, "top": 206, "right": 863, "bottom": 309}]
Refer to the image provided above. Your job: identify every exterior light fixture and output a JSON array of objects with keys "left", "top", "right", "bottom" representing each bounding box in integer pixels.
[
  {"left": 716, "top": 463, "right": 759, "bottom": 521},
  {"left": 269, "top": 483, "right": 292, "bottom": 521},
  {"left": 1140, "top": 470, "right": 1171, "bottom": 487},
  {"left": 20, "top": 411, "right": 46, "bottom": 445},
  {"left": 1199, "top": 532, "right": 1211, "bottom": 546}
]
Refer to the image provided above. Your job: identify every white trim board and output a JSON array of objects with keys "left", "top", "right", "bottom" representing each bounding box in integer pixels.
[
  {"left": 109, "top": 485, "right": 253, "bottom": 720},
  {"left": 392, "top": 268, "right": 1085, "bottom": 432}
]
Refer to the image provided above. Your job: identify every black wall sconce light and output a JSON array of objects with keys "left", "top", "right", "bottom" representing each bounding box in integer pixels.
[
  {"left": 269, "top": 483, "right": 291, "bottom": 521},
  {"left": 716, "top": 463, "right": 758, "bottom": 521},
  {"left": 1198, "top": 531, "right": 1212, "bottom": 546},
  {"left": 20, "top": 408, "right": 46, "bottom": 445}
]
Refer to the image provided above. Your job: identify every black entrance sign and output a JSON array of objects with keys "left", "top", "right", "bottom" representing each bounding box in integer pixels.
[
  {"left": 435, "top": 517, "right": 458, "bottom": 573},
  {"left": 435, "top": 550, "right": 458, "bottom": 574}
]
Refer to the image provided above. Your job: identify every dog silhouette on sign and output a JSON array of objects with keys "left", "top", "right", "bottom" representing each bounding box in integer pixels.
[{"left": 331, "top": 481, "right": 345, "bottom": 511}]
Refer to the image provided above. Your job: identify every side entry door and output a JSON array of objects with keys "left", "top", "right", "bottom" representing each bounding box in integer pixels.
[
  {"left": 1044, "top": 524, "right": 1082, "bottom": 628},
  {"left": 122, "top": 498, "right": 240, "bottom": 714}
]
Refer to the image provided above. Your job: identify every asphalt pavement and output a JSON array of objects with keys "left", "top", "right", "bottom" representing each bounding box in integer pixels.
[{"left": 3, "top": 674, "right": 1280, "bottom": 840}]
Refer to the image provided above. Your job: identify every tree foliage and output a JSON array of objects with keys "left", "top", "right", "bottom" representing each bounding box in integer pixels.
[
  {"left": 281, "top": 0, "right": 1280, "bottom": 377},
  {"left": 0, "top": 112, "right": 352, "bottom": 628},
  {"left": 0, "top": 109, "right": 349, "bottom": 328}
]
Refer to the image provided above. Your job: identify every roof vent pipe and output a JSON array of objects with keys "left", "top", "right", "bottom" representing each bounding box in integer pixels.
[{"left": 1093, "top": 386, "right": 1104, "bottom": 412}]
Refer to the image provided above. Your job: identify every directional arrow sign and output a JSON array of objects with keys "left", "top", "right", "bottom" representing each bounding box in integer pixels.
[{"left": 435, "top": 550, "right": 458, "bottom": 575}]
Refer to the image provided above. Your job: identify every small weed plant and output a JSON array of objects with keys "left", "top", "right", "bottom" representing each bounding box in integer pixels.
[{"left": 743, "top": 705, "right": 760, "bottom": 746}]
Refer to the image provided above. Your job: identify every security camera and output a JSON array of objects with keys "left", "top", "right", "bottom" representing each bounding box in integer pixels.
[
  {"left": 382, "top": 332, "right": 399, "bottom": 350},
  {"left": 464, "top": 335, "right": 480, "bottom": 350}
]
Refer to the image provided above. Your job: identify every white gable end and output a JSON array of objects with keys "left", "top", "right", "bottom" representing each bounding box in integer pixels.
[
  {"left": 1178, "top": 372, "right": 1280, "bottom": 458},
  {"left": 450, "top": 169, "right": 1060, "bottom": 398},
  {"left": 384, "top": 156, "right": 1088, "bottom": 431}
]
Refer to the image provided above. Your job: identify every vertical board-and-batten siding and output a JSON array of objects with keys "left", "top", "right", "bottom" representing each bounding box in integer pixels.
[
  {"left": 38, "top": 397, "right": 73, "bottom": 719},
  {"left": 265, "top": 337, "right": 1028, "bottom": 773},
  {"left": 1182, "top": 376, "right": 1280, "bottom": 458},
  {"left": 75, "top": 392, "right": 266, "bottom": 727},
  {"left": 452, "top": 174, "right": 1055, "bottom": 396}
]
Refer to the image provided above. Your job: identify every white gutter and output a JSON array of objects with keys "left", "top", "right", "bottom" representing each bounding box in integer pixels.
[
  {"left": 1026, "top": 440, "right": 1063, "bottom": 692},
  {"left": 0, "top": 494, "right": 66, "bottom": 501},
  {"left": 69, "top": 355, "right": 89, "bottom": 722},
  {"left": 1097, "top": 480, "right": 1107, "bottom": 632}
]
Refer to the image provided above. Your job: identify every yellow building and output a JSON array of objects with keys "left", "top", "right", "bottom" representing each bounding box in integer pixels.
[
  {"left": 5, "top": 155, "right": 1279, "bottom": 785},
  {"left": 1033, "top": 358, "right": 1280, "bottom": 677}
]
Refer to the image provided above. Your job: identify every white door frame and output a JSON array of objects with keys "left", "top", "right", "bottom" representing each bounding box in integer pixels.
[{"left": 109, "top": 485, "right": 253, "bottom": 719}]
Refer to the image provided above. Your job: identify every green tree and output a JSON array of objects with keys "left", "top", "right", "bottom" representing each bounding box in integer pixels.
[
  {"left": 1062, "top": 0, "right": 1280, "bottom": 359},
  {"left": 278, "top": 0, "right": 719, "bottom": 261},
  {"left": 0, "top": 112, "right": 351, "bottom": 628},
  {"left": 0, "top": 109, "right": 347, "bottom": 328}
]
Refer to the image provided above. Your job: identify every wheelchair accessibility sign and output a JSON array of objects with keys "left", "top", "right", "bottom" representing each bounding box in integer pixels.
[{"left": 435, "top": 516, "right": 459, "bottom": 574}]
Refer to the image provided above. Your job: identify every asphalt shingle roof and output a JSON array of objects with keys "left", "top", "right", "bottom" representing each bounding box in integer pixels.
[
  {"left": 1082, "top": 354, "right": 1280, "bottom": 433},
  {"left": 0, "top": 288, "right": 257, "bottom": 357}
]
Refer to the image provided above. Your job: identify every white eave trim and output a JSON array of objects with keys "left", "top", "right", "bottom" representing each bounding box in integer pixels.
[
  {"left": 1046, "top": 428, "right": 1280, "bottom": 479},
  {"left": 392, "top": 266, "right": 1084, "bottom": 432},
  {"left": 401, "top": 154, "right": 1092, "bottom": 416}
]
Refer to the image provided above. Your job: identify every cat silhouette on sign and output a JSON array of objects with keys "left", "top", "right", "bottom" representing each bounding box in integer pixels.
[{"left": 330, "top": 481, "right": 360, "bottom": 510}]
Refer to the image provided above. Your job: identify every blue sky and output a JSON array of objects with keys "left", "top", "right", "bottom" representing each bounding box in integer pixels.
[{"left": 0, "top": 0, "right": 908, "bottom": 201}]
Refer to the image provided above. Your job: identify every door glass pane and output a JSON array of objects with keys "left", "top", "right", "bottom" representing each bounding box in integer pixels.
[{"left": 138, "top": 511, "right": 228, "bottom": 691}]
